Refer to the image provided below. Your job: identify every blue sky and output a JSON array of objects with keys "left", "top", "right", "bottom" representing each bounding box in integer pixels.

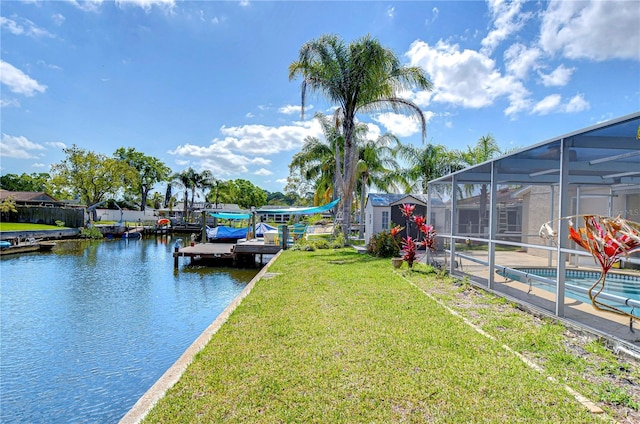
[{"left": 1, "top": 0, "right": 639, "bottom": 195}]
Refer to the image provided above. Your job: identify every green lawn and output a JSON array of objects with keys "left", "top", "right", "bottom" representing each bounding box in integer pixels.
[
  {"left": 142, "top": 249, "right": 627, "bottom": 423},
  {"left": 0, "top": 222, "right": 69, "bottom": 231}
]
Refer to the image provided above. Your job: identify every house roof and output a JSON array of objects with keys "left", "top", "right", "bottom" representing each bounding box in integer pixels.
[
  {"left": 0, "top": 190, "right": 58, "bottom": 203},
  {"left": 367, "top": 193, "right": 439, "bottom": 207},
  {"left": 456, "top": 187, "right": 523, "bottom": 206}
]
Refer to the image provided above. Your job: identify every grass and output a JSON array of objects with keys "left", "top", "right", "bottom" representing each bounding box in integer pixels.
[
  {"left": 404, "top": 266, "right": 640, "bottom": 418},
  {"left": 0, "top": 222, "right": 70, "bottom": 231},
  {"left": 142, "top": 249, "right": 617, "bottom": 423}
]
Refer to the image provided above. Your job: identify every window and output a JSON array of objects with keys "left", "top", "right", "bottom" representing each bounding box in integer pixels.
[{"left": 381, "top": 211, "right": 389, "bottom": 230}]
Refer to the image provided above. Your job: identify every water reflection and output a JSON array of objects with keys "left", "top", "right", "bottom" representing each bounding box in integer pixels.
[{"left": 0, "top": 237, "right": 256, "bottom": 423}]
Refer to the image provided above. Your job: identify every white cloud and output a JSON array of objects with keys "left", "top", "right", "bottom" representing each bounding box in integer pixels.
[
  {"left": 37, "top": 60, "right": 63, "bottom": 71},
  {"left": 116, "top": 0, "right": 176, "bottom": 13},
  {"left": 504, "top": 43, "right": 541, "bottom": 79},
  {"left": 540, "top": 0, "right": 640, "bottom": 61},
  {"left": 67, "top": 0, "right": 104, "bottom": 13},
  {"left": 168, "top": 121, "right": 321, "bottom": 176},
  {"left": 387, "top": 6, "right": 395, "bottom": 19},
  {"left": 531, "top": 93, "right": 590, "bottom": 115},
  {"left": 372, "top": 113, "right": 421, "bottom": 137},
  {"left": 431, "top": 7, "right": 439, "bottom": 22},
  {"left": 46, "top": 141, "right": 67, "bottom": 150},
  {"left": 217, "top": 122, "right": 319, "bottom": 155},
  {"left": 564, "top": 93, "right": 590, "bottom": 113},
  {"left": 0, "top": 16, "right": 54, "bottom": 38},
  {"left": 1, "top": 99, "right": 20, "bottom": 108},
  {"left": 254, "top": 168, "right": 273, "bottom": 176},
  {"left": 0, "top": 134, "right": 46, "bottom": 159},
  {"left": 0, "top": 17, "right": 23, "bottom": 35},
  {"left": 537, "top": 64, "right": 574, "bottom": 87},
  {"left": 245, "top": 112, "right": 254, "bottom": 118},
  {"left": 52, "top": 13, "right": 66, "bottom": 26},
  {"left": 0, "top": 60, "right": 47, "bottom": 96},
  {"left": 279, "top": 104, "right": 304, "bottom": 115},
  {"left": 32, "top": 163, "right": 47, "bottom": 168},
  {"left": 481, "top": 0, "right": 531, "bottom": 55},
  {"left": 531, "top": 94, "right": 561, "bottom": 115},
  {"left": 406, "top": 40, "right": 530, "bottom": 116}
]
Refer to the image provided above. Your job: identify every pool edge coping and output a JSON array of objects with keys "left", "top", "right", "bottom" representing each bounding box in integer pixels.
[{"left": 118, "top": 250, "right": 283, "bottom": 424}]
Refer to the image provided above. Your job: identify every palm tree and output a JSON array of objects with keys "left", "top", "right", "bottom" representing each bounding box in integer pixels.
[
  {"left": 395, "top": 143, "right": 461, "bottom": 194},
  {"left": 289, "top": 34, "right": 432, "bottom": 241},
  {"left": 170, "top": 168, "right": 197, "bottom": 222},
  {"left": 459, "top": 134, "right": 502, "bottom": 234},
  {"left": 289, "top": 112, "right": 342, "bottom": 205},
  {"left": 189, "top": 170, "right": 216, "bottom": 209},
  {"left": 356, "top": 133, "right": 404, "bottom": 238}
]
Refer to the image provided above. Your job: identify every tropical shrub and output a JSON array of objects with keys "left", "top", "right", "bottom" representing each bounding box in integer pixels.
[{"left": 366, "top": 230, "right": 400, "bottom": 258}]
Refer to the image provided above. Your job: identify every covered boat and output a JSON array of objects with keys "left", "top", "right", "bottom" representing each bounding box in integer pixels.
[{"left": 206, "top": 226, "right": 248, "bottom": 242}]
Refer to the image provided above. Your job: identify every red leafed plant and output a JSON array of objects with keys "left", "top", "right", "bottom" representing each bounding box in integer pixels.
[
  {"left": 401, "top": 236, "right": 417, "bottom": 267},
  {"left": 397, "top": 204, "right": 437, "bottom": 268},
  {"left": 540, "top": 215, "right": 640, "bottom": 319}
]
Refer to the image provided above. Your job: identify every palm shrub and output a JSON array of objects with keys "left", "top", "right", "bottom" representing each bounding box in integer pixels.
[{"left": 367, "top": 230, "right": 400, "bottom": 258}]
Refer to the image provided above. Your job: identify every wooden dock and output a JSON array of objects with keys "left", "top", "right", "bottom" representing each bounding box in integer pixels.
[{"left": 173, "top": 240, "right": 282, "bottom": 268}]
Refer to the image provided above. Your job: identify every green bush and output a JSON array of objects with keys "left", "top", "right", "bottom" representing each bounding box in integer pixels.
[
  {"left": 366, "top": 230, "right": 399, "bottom": 258},
  {"left": 329, "top": 232, "right": 345, "bottom": 249},
  {"left": 81, "top": 227, "right": 103, "bottom": 239}
]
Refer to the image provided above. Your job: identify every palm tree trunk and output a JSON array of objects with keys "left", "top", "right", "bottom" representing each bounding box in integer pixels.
[{"left": 359, "top": 175, "right": 367, "bottom": 239}]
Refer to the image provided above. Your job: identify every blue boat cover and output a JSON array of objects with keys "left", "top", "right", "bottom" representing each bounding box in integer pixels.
[{"left": 206, "top": 226, "right": 248, "bottom": 240}]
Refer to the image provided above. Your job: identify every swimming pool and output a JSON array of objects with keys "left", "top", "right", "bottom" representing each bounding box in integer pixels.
[{"left": 496, "top": 267, "right": 640, "bottom": 313}]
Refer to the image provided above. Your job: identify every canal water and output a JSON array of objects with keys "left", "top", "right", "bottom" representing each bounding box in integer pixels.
[{"left": 0, "top": 236, "right": 257, "bottom": 423}]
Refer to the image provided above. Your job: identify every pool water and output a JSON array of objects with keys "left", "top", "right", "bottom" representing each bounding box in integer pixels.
[
  {"left": 498, "top": 267, "right": 640, "bottom": 312},
  {"left": 0, "top": 237, "right": 257, "bottom": 423}
]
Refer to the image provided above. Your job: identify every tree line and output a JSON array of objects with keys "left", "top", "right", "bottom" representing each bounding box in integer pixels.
[{"left": 0, "top": 145, "right": 301, "bottom": 221}]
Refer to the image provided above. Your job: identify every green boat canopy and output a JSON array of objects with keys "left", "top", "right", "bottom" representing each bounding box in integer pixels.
[{"left": 259, "top": 198, "right": 341, "bottom": 215}]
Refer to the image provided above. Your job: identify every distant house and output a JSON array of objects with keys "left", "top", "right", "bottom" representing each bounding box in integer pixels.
[
  {"left": 0, "top": 190, "right": 85, "bottom": 227},
  {"left": 453, "top": 187, "right": 523, "bottom": 238},
  {"left": 0, "top": 190, "right": 63, "bottom": 207},
  {"left": 364, "top": 193, "right": 435, "bottom": 245}
]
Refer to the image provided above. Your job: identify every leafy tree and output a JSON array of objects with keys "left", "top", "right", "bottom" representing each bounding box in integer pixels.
[
  {"left": 233, "top": 179, "right": 267, "bottom": 209},
  {"left": 113, "top": 147, "right": 172, "bottom": 211},
  {"left": 289, "top": 112, "right": 342, "bottom": 206},
  {"left": 266, "top": 191, "right": 303, "bottom": 206},
  {"left": 50, "top": 145, "right": 137, "bottom": 220},
  {"left": 147, "top": 192, "right": 164, "bottom": 209},
  {"left": 189, "top": 170, "right": 216, "bottom": 209},
  {"left": 0, "top": 172, "right": 51, "bottom": 192},
  {"left": 0, "top": 196, "right": 18, "bottom": 221},
  {"left": 208, "top": 179, "right": 266, "bottom": 209},
  {"left": 290, "top": 34, "right": 432, "bottom": 240},
  {"left": 356, "top": 133, "right": 404, "bottom": 238},
  {"left": 394, "top": 143, "right": 462, "bottom": 194},
  {"left": 459, "top": 133, "right": 503, "bottom": 233},
  {"left": 170, "top": 168, "right": 197, "bottom": 221}
]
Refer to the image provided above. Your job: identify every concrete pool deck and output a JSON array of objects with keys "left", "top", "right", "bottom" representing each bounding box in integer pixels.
[{"left": 432, "top": 249, "right": 640, "bottom": 351}]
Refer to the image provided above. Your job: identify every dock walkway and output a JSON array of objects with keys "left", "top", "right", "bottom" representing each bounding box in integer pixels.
[{"left": 173, "top": 240, "right": 282, "bottom": 268}]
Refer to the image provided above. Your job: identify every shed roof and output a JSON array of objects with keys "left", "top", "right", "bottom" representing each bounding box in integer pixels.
[{"left": 367, "top": 193, "right": 437, "bottom": 207}]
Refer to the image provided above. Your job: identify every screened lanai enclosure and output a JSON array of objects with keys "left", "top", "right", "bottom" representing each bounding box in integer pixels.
[{"left": 427, "top": 112, "right": 640, "bottom": 344}]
